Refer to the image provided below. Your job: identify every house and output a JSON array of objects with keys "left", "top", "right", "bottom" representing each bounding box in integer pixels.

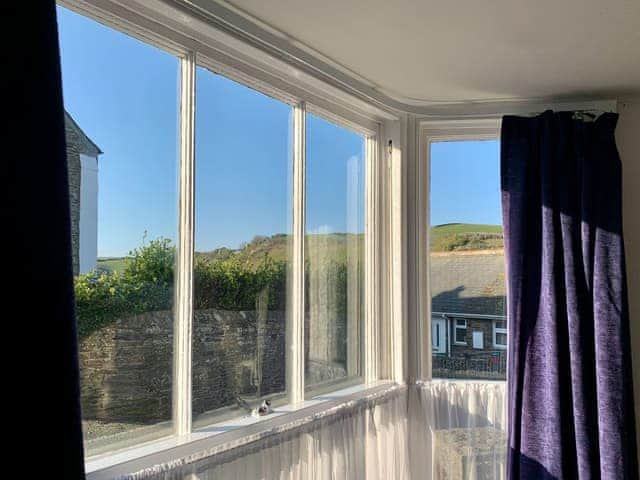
[
  {"left": 64, "top": 111, "right": 101, "bottom": 275},
  {"left": 430, "top": 251, "right": 506, "bottom": 360}
]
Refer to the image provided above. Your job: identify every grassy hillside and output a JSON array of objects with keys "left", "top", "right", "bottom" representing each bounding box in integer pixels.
[
  {"left": 95, "top": 224, "right": 503, "bottom": 275},
  {"left": 96, "top": 257, "right": 130, "bottom": 273},
  {"left": 430, "top": 223, "right": 503, "bottom": 252},
  {"left": 196, "top": 233, "right": 363, "bottom": 268}
]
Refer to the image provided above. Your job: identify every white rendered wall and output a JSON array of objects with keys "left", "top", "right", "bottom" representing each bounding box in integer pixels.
[
  {"left": 79, "top": 153, "right": 98, "bottom": 274},
  {"left": 617, "top": 98, "right": 640, "bottom": 464}
]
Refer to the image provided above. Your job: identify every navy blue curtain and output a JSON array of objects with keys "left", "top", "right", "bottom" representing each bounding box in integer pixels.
[
  {"left": 9, "top": 2, "right": 85, "bottom": 478},
  {"left": 502, "top": 110, "right": 638, "bottom": 479}
]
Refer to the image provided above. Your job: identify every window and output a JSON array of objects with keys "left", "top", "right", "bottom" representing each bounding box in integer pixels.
[
  {"left": 454, "top": 318, "right": 467, "bottom": 344},
  {"left": 192, "top": 66, "right": 293, "bottom": 427},
  {"left": 58, "top": 6, "right": 179, "bottom": 455},
  {"left": 58, "top": 4, "right": 178, "bottom": 455},
  {"left": 493, "top": 319, "right": 508, "bottom": 348},
  {"left": 427, "top": 135, "right": 507, "bottom": 381},
  {"left": 58, "top": 4, "right": 379, "bottom": 464},
  {"left": 305, "top": 113, "right": 366, "bottom": 394}
]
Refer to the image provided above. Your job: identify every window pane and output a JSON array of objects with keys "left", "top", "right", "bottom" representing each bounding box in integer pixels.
[
  {"left": 305, "top": 113, "right": 365, "bottom": 395},
  {"left": 193, "top": 67, "right": 292, "bottom": 427},
  {"left": 496, "top": 332, "right": 508, "bottom": 346},
  {"left": 58, "top": 6, "right": 179, "bottom": 455},
  {"left": 429, "top": 140, "right": 506, "bottom": 380}
]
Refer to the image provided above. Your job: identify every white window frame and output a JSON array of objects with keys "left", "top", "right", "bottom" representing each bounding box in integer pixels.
[
  {"left": 453, "top": 318, "right": 468, "bottom": 345},
  {"left": 493, "top": 318, "right": 508, "bottom": 350},
  {"left": 416, "top": 118, "right": 502, "bottom": 380},
  {"left": 58, "top": 0, "right": 404, "bottom": 476}
]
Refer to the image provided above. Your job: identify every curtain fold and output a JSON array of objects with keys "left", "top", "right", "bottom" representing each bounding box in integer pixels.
[{"left": 501, "top": 110, "right": 638, "bottom": 479}]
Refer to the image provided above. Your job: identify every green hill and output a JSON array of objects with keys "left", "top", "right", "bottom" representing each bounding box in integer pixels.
[
  {"left": 96, "top": 257, "right": 130, "bottom": 273},
  {"left": 97, "top": 223, "right": 503, "bottom": 275},
  {"left": 430, "top": 223, "right": 503, "bottom": 252},
  {"left": 196, "top": 233, "right": 363, "bottom": 268}
]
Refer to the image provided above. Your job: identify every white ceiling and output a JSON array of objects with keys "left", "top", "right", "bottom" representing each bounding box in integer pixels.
[{"left": 223, "top": 0, "right": 640, "bottom": 104}]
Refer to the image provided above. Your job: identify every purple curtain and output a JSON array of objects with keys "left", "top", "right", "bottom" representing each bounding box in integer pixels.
[
  {"left": 501, "top": 111, "right": 638, "bottom": 479},
  {"left": 10, "top": 2, "right": 85, "bottom": 477}
]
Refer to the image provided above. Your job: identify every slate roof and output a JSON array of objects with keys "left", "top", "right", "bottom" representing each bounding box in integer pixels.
[
  {"left": 64, "top": 111, "right": 102, "bottom": 157},
  {"left": 430, "top": 251, "right": 506, "bottom": 317}
]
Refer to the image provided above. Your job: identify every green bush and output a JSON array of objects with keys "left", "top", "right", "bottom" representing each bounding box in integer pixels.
[
  {"left": 76, "top": 239, "right": 290, "bottom": 338},
  {"left": 75, "top": 238, "right": 174, "bottom": 338},
  {"left": 75, "top": 237, "right": 362, "bottom": 339}
]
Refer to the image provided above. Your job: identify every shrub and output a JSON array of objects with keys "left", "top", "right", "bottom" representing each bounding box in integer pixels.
[{"left": 76, "top": 238, "right": 290, "bottom": 338}]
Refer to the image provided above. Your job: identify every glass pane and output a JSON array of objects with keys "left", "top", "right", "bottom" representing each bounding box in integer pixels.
[
  {"left": 193, "top": 67, "right": 292, "bottom": 427},
  {"left": 429, "top": 140, "right": 506, "bottom": 380},
  {"left": 305, "top": 113, "right": 365, "bottom": 396},
  {"left": 496, "top": 333, "right": 508, "bottom": 346},
  {"left": 58, "top": 6, "right": 179, "bottom": 455}
]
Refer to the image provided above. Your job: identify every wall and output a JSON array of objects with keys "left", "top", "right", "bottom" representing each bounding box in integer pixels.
[
  {"left": 79, "top": 308, "right": 348, "bottom": 423},
  {"left": 617, "top": 97, "right": 640, "bottom": 462},
  {"left": 64, "top": 118, "right": 81, "bottom": 276},
  {"left": 79, "top": 153, "right": 98, "bottom": 274},
  {"left": 79, "top": 309, "right": 287, "bottom": 423}
]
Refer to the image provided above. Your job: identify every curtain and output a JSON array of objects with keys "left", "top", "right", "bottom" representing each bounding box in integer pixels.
[
  {"left": 9, "top": 1, "right": 85, "bottom": 478},
  {"left": 120, "top": 386, "right": 410, "bottom": 480},
  {"left": 410, "top": 381, "right": 507, "bottom": 480},
  {"left": 501, "top": 111, "right": 638, "bottom": 479}
]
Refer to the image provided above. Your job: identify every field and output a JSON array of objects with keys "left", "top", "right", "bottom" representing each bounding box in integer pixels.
[
  {"left": 430, "top": 223, "right": 503, "bottom": 252},
  {"left": 96, "top": 257, "right": 129, "bottom": 273}
]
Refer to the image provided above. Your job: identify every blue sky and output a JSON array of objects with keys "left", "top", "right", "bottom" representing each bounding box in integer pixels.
[
  {"left": 57, "top": 6, "right": 500, "bottom": 257},
  {"left": 430, "top": 140, "right": 502, "bottom": 227}
]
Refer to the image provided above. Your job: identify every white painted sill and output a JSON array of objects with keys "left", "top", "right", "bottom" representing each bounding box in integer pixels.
[{"left": 86, "top": 381, "right": 400, "bottom": 480}]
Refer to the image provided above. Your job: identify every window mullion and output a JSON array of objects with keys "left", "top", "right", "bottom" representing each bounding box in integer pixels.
[
  {"left": 288, "top": 101, "right": 306, "bottom": 405},
  {"left": 173, "top": 51, "right": 196, "bottom": 436},
  {"left": 364, "top": 134, "right": 379, "bottom": 383}
]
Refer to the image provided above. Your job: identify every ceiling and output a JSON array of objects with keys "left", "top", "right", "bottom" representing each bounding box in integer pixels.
[{"left": 222, "top": 0, "right": 640, "bottom": 104}]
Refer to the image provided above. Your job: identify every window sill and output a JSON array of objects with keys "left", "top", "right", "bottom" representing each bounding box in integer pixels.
[
  {"left": 419, "top": 379, "right": 506, "bottom": 386},
  {"left": 86, "top": 381, "right": 401, "bottom": 480}
]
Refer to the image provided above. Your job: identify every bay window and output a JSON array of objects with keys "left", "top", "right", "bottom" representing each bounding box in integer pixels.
[{"left": 57, "top": 2, "right": 382, "bottom": 467}]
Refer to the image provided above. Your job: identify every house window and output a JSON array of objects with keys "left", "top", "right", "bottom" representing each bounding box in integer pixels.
[
  {"left": 425, "top": 128, "right": 507, "bottom": 381},
  {"left": 305, "top": 113, "right": 366, "bottom": 395},
  {"left": 454, "top": 318, "right": 467, "bottom": 344},
  {"left": 493, "top": 319, "right": 508, "bottom": 348},
  {"left": 58, "top": 5, "right": 179, "bottom": 456}
]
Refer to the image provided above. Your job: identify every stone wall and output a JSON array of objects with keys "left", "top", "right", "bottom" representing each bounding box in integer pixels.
[
  {"left": 64, "top": 117, "right": 81, "bottom": 276},
  {"left": 79, "top": 308, "right": 348, "bottom": 423},
  {"left": 79, "top": 309, "right": 286, "bottom": 423},
  {"left": 451, "top": 318, "right": 497, "bottom": 358}
]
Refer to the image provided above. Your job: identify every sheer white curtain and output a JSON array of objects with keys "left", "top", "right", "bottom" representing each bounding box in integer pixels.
[
  {"left": 127, "top": 386, "right": 410, "bottom": 480},
  {"left": 410, "top": 380, "right": 507, "bottom": 480},
  {"left": 118, "top": 382, "right": 505, "bottom": 479}
]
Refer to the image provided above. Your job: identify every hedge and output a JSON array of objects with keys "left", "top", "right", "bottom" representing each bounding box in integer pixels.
[{"left": 75, "top": 238, "right": 359, "bottom": 338}]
